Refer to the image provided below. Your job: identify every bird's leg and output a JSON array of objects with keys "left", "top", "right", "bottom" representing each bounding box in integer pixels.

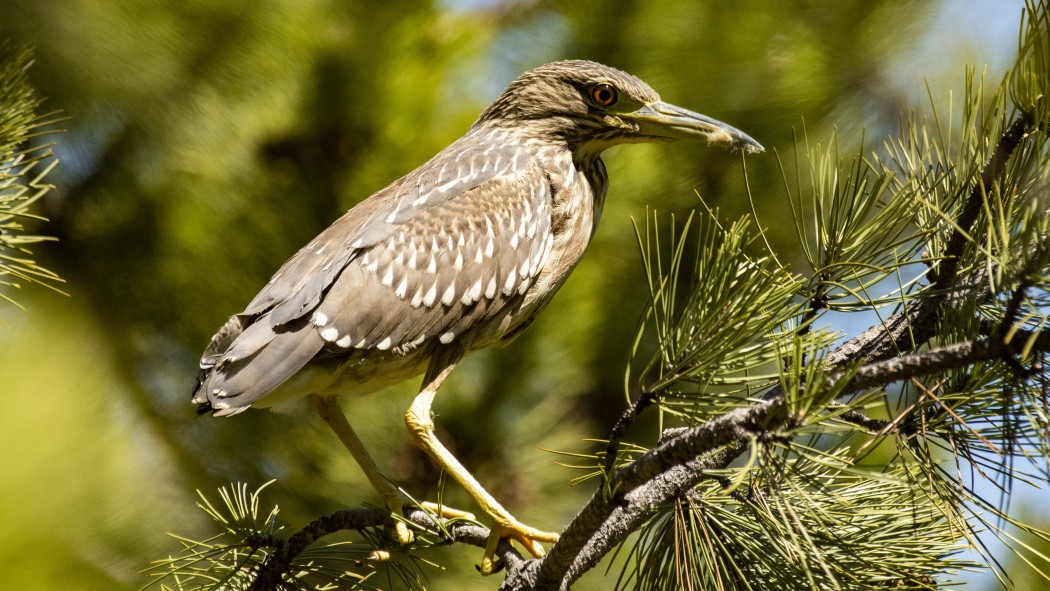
[
  {"left": 405, "top": 360, "right": 560, "bottom": 575},
  {"left": 311, "top": 395, "right": 474, "bottom": 546},
  {"left": 312, "top": 394, "right": 417, "bottom": 544}
]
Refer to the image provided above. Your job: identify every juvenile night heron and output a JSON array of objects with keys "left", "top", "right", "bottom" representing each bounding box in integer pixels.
[{"left": 193, "top": 60, "right": 762, "bottom": 572}]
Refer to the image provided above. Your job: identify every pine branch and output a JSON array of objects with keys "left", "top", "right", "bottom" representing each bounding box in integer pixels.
[
  {"left": 0, "top": 43, "right": 64, "bottom": 307},
  {"left": 510, "top": 326, "right": 1050, "bottom": 590},
  {"left": 248, "top": 507, "right": 521, "bottom": 591},
  {"left": 833, "top": 112, "right": 1037, "bottom": 367},
  {"left": 248, "top": 507, "right": 386, "bottom": 591},
  {"left": 517, "top": 438, "right": 755, "bottom": 590},
  {"left": 933, "top": 111, "right": 1035, "bottom": 288}
]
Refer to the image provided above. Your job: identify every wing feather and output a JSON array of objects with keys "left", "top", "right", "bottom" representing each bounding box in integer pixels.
[
  {"left": 194, "top": 134, "right": 552, "bottom": 411},
  {"left": 315, "top": 157, "right": 552, "bottom": 351}
]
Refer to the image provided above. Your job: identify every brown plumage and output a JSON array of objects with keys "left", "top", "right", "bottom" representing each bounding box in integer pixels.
[{"left": 192, "top": 59, "right": 762, "bottom": 568}]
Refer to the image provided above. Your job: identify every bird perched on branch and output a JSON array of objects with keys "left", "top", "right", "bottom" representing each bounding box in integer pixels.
[{"left": 193, "top": 59, "right": 762, "bottom": 573}]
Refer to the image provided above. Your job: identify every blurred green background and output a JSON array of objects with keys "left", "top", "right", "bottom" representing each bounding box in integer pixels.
[{"left": 0, "top": 0, "right": 1039, "bottom": 589}]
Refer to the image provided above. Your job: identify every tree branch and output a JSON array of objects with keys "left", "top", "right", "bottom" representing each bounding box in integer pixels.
[
  {"left": 829, "top": 112, "right": 1036, "bottom": 368},
  {"left": 934, "top": 112, "right": 1034, "bottom": 289},
  {"left": 248, "top": 507, "right": 520, "bottom": 590},
  {"left": 509, "top": 329, "right": 1050, "bottom": 590}
]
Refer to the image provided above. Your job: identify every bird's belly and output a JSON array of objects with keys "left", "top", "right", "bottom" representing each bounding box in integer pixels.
[{"left": 253, "top": 346, "right": 434, "bottom": 410}]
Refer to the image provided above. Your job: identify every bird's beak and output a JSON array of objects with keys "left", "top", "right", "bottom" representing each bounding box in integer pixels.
[{"left": 623, "top": 101, "right": 764, "bottom": 154}]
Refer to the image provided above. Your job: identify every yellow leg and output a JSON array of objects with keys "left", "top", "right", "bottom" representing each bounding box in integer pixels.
[
  {"left": 404, "top": 363, "right": 560, "bottom": 575},
  {"left": 312, "top": 395, "right": 475, "bottom": 545},
  {"left": 313, "top": 395, "right": 416, "bottom": 544}
]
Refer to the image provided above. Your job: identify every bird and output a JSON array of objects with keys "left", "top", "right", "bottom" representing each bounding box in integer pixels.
[{"left": 193, "top": 59, "right": 762, "bottom": 573}]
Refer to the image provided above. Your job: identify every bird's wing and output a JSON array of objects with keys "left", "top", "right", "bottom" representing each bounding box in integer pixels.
[
  {"left": 240, "top": 136, "right": 535, "bottom": 325},
  {"left": 311, "top": 155, "right": 553, "bottom": 352},
  {"left": 194, "top": 141, "right": 553, "bottom": 413}
]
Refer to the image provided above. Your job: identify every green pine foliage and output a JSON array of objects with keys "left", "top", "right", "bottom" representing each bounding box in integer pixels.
[
  {"left": 0, "top": 43, "right": 62, "bottom": 309},
  {"left": 608, "top": 3, "right": 1050, "bottom": 589}
]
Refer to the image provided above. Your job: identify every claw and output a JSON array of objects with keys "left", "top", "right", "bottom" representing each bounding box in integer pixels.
[
  {"left": 391, "top": 519, "right": 415, "bottom": 546},
  {"left": 511, "top": 534, "right": 547, "bottom": 558},
  {"left": 478, "top": 521, "right": 560, "bottom": 576},
  {"left": 386, "top": 496, "right": 477, "bottom": 547}
]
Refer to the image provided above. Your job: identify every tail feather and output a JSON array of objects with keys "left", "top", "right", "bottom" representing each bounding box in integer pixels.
[{"left": 193, "top": 314, "right": 324, "bottom": 415}]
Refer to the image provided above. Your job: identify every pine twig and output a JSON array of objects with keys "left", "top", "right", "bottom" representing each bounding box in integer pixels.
[{"left": 248, "top": 508, "right": 517, "bottom": 590}]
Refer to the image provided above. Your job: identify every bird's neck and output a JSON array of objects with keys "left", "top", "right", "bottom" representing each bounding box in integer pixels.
[
  {"left": 488, "top": 124, "right": 608, "bottom": 241},
  {"left": 513, "top": 141, "right": 607, "bottom": 316}
]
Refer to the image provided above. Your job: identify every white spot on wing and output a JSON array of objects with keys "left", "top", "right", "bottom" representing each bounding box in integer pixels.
[
  {"left": 312, "top": 312, "right": 329, "bottom": 326},
  {"left": 441, "top": 283, "right": 456, "bottom": 306},
  {"left": 423, "top": 283, "right": 438, "bottom": 307},
  {"left": 376, "top": 337, "right": 393, "bottom": 350},
  {"left": 320, "top": 327, "right": 340, "bottom": 342},
  {"left": 439, "top": 331, "right": 455, "bottom": 344},
  {"left": 336, "top": 334, "right": 352, "bottom": 348},
  {"left": 504, "top": 268, "right": 518, "bottom": 295},
  {"left": 410, "top": 285, "right": 425, "bottom": 307}
]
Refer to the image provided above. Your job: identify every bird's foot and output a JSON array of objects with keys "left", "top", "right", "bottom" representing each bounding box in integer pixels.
[
  {"left": 384, "top": 495, "right": 477, "bottom": 546},
  {"left": 478, "top": 518, "right": 560, "bottom": 575}
]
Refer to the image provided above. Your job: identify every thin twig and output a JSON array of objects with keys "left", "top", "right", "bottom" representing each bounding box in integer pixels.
[{"left": 934, "top": 112, "right": 1034, "bottom": 289}]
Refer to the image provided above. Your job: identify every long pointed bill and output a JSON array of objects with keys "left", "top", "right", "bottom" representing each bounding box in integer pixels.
[{"left": 624, "top": 101, "right": 764, "bottom": 154}]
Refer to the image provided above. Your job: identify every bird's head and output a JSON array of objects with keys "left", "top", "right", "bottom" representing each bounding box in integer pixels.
[{"left": 475, "top": 60, "right": 763, "bottom": 156}]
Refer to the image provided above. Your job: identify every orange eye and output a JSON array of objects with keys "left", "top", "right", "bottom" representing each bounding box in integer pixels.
[{"left": 590, "top": 83, "right": 618, "bottom": 107}]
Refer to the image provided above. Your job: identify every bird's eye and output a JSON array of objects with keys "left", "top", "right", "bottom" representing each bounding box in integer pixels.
[{"left": 590, "top": 83, "right": 618, "bottom": 107}]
